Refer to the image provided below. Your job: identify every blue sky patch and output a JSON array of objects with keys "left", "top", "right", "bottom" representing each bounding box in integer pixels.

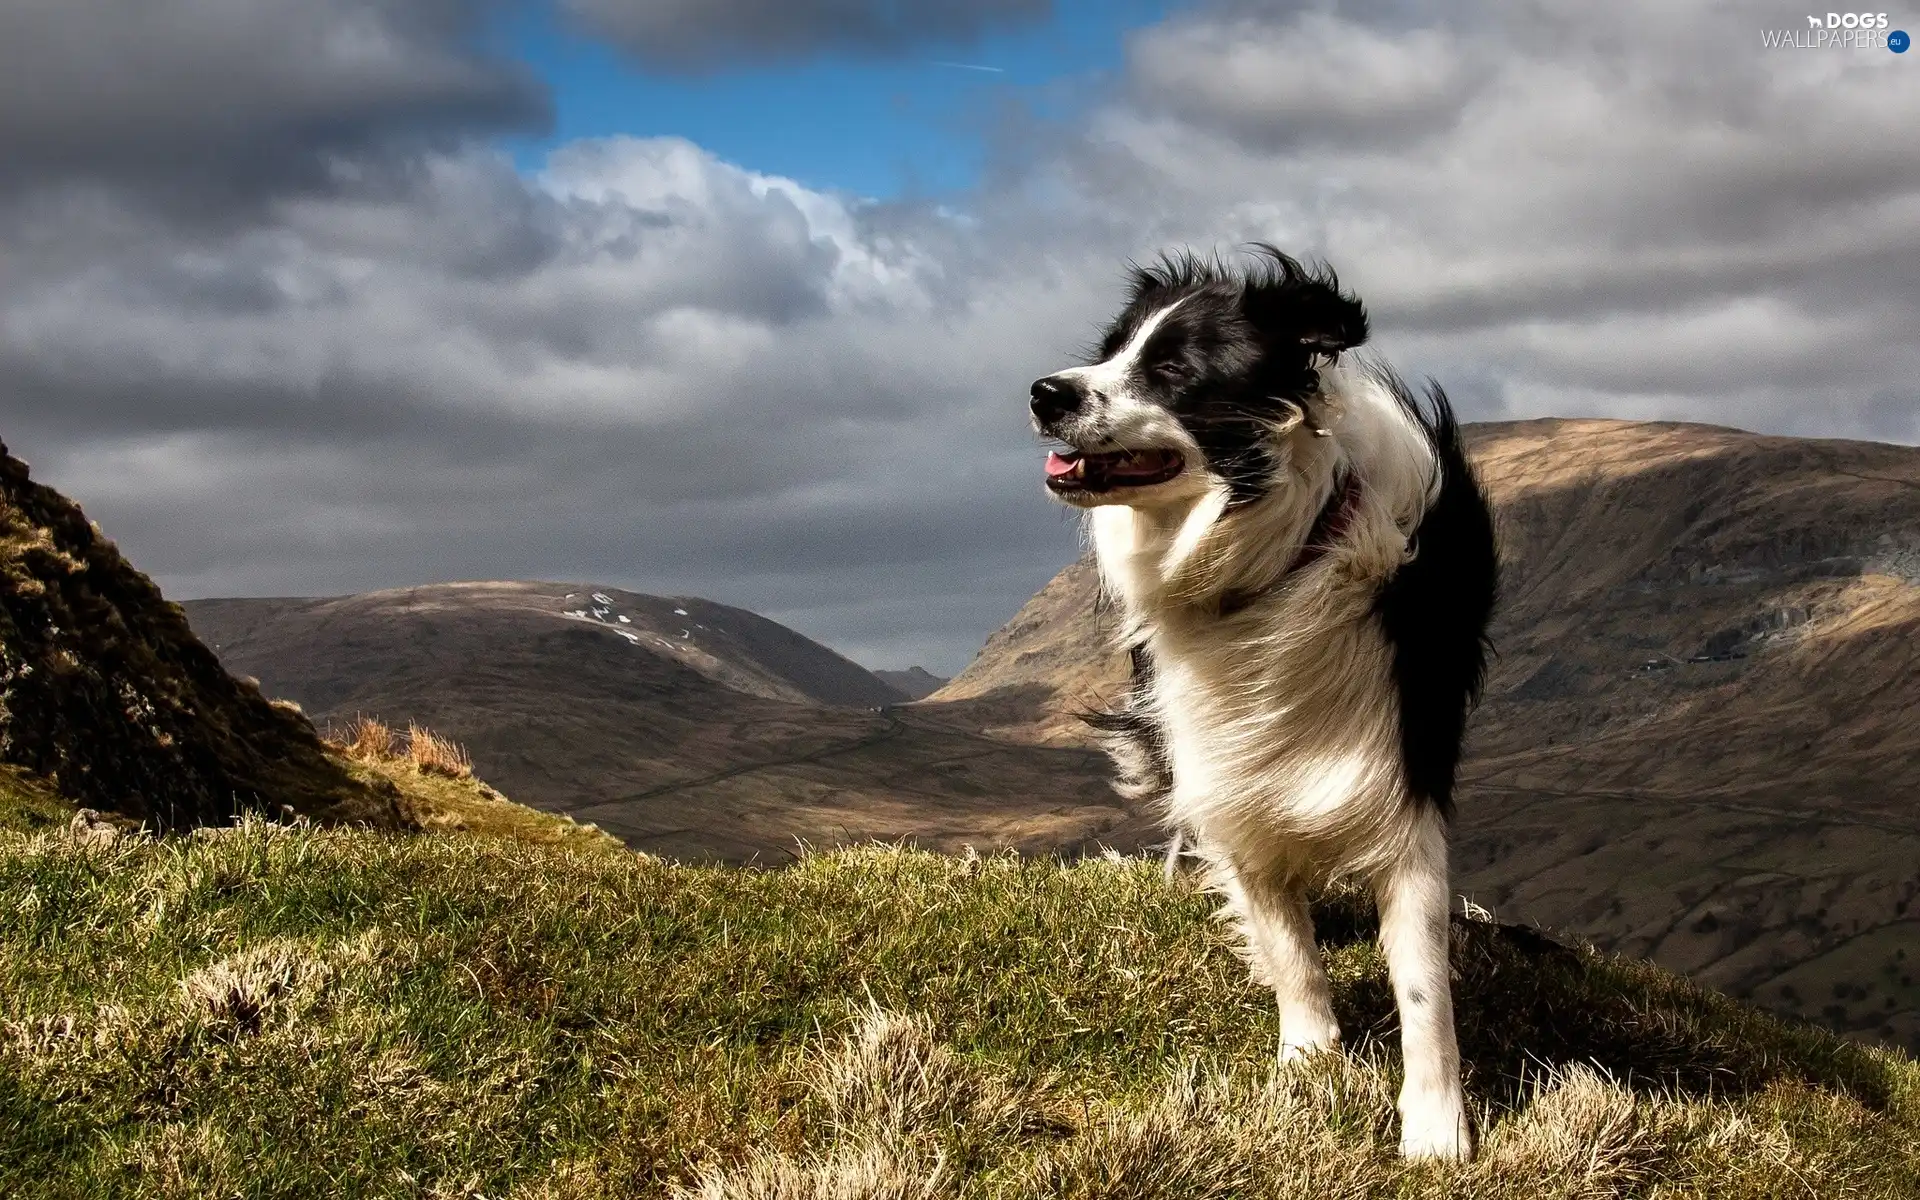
[{"left": 495, "top": 0, "right": 1176, "bottom": 198}]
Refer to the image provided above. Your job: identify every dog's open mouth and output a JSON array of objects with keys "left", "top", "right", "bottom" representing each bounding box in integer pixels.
[{"left": 1044, "top": 447, "right": 1185, "bottom": 494}]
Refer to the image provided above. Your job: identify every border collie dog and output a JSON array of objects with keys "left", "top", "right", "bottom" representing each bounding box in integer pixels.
[{"left": 1030, "top": 246, "right": 1497, "bottom": 1160}]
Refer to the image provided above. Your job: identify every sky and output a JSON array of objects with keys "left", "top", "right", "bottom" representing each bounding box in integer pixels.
[{"left": 1, "top": 1, "right": 1916, "bottom": 676}]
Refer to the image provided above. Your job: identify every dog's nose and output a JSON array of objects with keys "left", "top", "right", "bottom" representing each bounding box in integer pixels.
[{"left": 1029, "top": 375, "right": 1082, "bottom": 425}]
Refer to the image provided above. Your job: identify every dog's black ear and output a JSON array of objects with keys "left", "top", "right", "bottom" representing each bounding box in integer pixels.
[
  {"left": 1240, "top": 245, "right": 1369, "bottom": 354},
  {"left": 1277, "top": 283, "right": 1369, "bottom": 353}
]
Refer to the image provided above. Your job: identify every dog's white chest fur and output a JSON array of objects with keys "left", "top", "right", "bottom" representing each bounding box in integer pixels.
[{"left": 1092, "top": 500, "right": 1416, "bottom": 882}]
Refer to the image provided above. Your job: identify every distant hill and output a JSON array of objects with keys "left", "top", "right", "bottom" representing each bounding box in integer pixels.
[
  {"left": 186, "top": 583, "right": 901, "bottom": 711},
  {"left": 930, "top": 555, "right": 1110, "bottom": 744},
  {"left": 874, "top": 666, "right": 948, "bottom": 700},
  {"left": 182, "top": 583, "right": 1146, "bottom": 863},
  {"left": 930, "top": 418, "right": 1920, "bottom": 1054}
]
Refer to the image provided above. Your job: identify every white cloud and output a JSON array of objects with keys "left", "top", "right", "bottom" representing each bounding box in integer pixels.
[{"left": 1043, "top": 1, "right": 1920, "bottom": 438}]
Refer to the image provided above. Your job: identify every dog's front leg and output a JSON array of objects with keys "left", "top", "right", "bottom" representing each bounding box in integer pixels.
[
  {"left": 1374, "top": 809, "right": 1472, "bottom": 1160},
  {"left": 1226, "top": 870, "right": 1340, "bottom": 1058}
]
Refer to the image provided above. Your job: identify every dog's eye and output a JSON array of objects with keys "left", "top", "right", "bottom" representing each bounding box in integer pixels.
[{"left": 1153, "top": 359, "right": 1188, "bottom": 380}]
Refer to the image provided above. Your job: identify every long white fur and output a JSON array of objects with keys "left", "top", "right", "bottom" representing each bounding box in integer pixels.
[{"left": 1075, "top": 334, "right": 1473, "bottom": 1159}]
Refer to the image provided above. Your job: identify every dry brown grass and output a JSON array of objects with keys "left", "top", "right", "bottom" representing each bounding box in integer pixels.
[
  {"left": 331, "top": 715, "right": 473, "bottom": 779},
  {"left": 334, "top": 714, "right": 398, "bottom": 762},
  {"left": 178, "top": 942, "right": 333, "bottom": 1036},
  {"left": 406, "top": 721, "right": 473, "bottom": 778},
  {"left": 685, "top": 1007, "right": 1913, "bottom": 1200}
]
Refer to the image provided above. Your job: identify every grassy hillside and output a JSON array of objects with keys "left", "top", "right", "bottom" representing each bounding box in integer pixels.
[
  {"left": 0, "top": 764, "right": 73, "bottom": 833},
  {"left": 324, "top": 717, "right": 626, "bottom": 856},
  {"left": 3, "top": 824, "right": 1915, "bottom": 1198}
]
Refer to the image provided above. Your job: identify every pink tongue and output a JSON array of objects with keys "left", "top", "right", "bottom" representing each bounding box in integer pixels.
[{"left": 1045, "top": 451, "right": 1080, "bottom": 477}]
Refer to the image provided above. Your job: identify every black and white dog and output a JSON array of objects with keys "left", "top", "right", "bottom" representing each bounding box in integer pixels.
[{"left": 1030, "top": 246, "right": 1497, "bottom": 1160}]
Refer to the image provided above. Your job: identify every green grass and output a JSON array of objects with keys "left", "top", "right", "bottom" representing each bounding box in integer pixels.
[
  {"left": 342, "top": 753, "right": 627, "bottom": 856},
  {"left": 2, "top": 825, "right": 1916, "bottom": 1198},
  {"left": 0, "top": 764, "right": 74, "bottom": 833}
]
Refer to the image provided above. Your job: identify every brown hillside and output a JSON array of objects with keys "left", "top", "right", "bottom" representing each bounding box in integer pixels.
[
  {"left": 932, "top": 555, "right": 1118, "bottom": 744},
  {"left": 929, "top": 418, "right": 1920, "bottom": 1052},
  {"left": 187, "top": 582, "right": 900, "bottom": 711},
  {"left": 183, "top": 584, "right": 1145, "bottom": 862},
  {"left": 0, "top": 440, "right": 400, "bottom": 831}
]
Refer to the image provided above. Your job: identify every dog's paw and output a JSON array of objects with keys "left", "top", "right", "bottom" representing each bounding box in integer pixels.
[
  {"left": 1397, "top": 1097, "right": 1473, "bottom": 1161},
  {"left": 1277, "top": 1032, "right": 1340, "bottom": 1063},
  {"left": 1277, "top": 1011, "right": 1341, "bottom": 1063},
  {"left": 1278, "top": 1038, "right": 1339, "bottom": 1064}
]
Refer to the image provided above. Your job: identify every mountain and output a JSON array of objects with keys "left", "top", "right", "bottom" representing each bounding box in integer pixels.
[
  {"left": 874, "top": 666, "right": 949, "bottom": 700},
  {"left": 181, "top": 583, "right": 1145, "bottom": 862},
  {"left": 0, "top": 439, "right": 400, "bottom": 831},
  {"left": 931, "top": 555, "right": 1112, "bottom": 744},
  {"left": 187, "top": 583, "right": 902, "bottom": 711},
  {"left": 929, "top": 418, "right": 1920, "bottom": 1053}
]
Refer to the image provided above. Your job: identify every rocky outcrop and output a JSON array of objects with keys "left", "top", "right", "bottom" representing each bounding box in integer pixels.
[{"left": 0, "top": 440, "right": 400, "bottom": 831}]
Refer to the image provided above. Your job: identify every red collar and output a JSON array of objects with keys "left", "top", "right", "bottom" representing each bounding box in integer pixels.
[{"left": 1216, "top": 473, "right": 1361, "bottom": 617}]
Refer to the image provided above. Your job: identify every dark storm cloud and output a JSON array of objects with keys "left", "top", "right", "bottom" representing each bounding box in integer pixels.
[
  {"left": 560, "top": 0, "right": 1051, "bottom": 70},
  {"left": 3, "top": 0, "right": 1918, "bottom": 674},
  {"left": 0, "top": 0, "right": 547, "bottom": 209}
]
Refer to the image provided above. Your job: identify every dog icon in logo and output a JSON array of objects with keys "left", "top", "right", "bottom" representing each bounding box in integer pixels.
[{"left": 1806, "top": 14, "right": 1823, "bottom": 27}]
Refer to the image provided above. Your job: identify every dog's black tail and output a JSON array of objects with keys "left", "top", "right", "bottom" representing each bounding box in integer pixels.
[{"left": 1372, "top": 377, "right": 1500, "bottom": 818}]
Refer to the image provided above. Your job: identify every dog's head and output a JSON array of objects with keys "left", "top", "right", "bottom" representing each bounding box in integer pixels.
[{"left": 1030, "top": 245, "right": 1367, "bottom": 509}]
